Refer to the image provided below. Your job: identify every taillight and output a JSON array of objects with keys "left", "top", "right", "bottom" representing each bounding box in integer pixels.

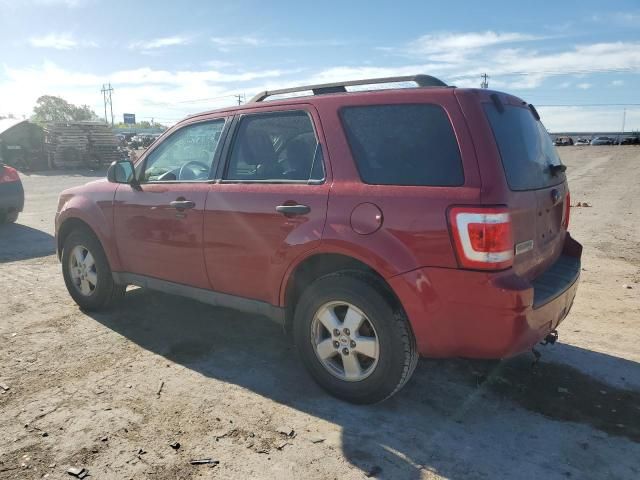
[
  {"left": 448, "top": 206, "right": 514, "bottom": 270},
  {"left": 0, "top": 166, "right": 20, "bottom": 183},
  {"left": 562, "top": 191, "right": 570, "bottom": 229}
]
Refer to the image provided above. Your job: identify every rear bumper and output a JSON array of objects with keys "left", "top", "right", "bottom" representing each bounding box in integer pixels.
[
  {"left": 0, "top": 180, "right": 24, "bottom": 214},
  {"left": 389, "top": 234, "right": 582, "bottom": 359}
]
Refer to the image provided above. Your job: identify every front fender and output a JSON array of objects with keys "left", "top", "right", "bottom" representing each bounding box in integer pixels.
[{"left": 56, "top": 183, "right": 121, "bottom": 271}]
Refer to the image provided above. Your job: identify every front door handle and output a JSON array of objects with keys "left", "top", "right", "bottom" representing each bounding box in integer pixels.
[
  {"left": 276, "top": 204, "right": 311, "bottom": 216},
  {"left": 170, "top": 200, "right": 196, "bottom": 210}
]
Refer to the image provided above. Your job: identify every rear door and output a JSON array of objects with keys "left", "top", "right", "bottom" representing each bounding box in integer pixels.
[
  {"left": 482, "top": 101, "right": 569, "bottom": 279},
  {"left": 203, "top": 106, "right": 329, "bottom": 306}
]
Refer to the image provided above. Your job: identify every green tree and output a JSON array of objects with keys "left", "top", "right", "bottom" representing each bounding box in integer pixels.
[
  {"left": 114, "top": 120, "right": 167, "bottom": 130},
  {"left": 31, "top": 95, "right": 99, "bottom": 124}
]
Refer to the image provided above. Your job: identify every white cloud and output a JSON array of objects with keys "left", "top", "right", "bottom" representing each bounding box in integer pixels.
[
  {"left": 210, "top": 36, "right": 345, "bottom": 51},
  {"left": 34, "top": 0, "right": 87, "bottom": 6},
  {"left": 129, "top": 36, "right": 191, "bottom": 50},
  {"left": 590, "top": 11, "right": 640, "bottom": 25},
  {"left": 539, "top": 106, "right": 640, "bottom": 132},
  {"left": 611, "top": 79, "right": 624, "bottom": 87},
  {"left": 211, "top": 36, "right": 264, "bottom": 47},
  {"left": 0, "top": 61, "right": 293, "bottom": 124},
  {"left": 408, "top": 31, "right": 539, "bottom": 57},
  {"left": 28, "top": 33, "right": 96, "bottom": 50},
  {"left": 577, "top": 82, "right": 592, "bottom": 90},
  {"left": 382, "top": 32, "right": 640, "bottom": 90},
  {"left": 0, "top": 0, "right": 89, "bottom": 6},
  {"left": 202, "top": 60, "right": 234, "bottom": 69}
]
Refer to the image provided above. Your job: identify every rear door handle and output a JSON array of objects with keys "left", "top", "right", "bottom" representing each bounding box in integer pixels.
[
  {"left": 170, "top": 200, "right": 196, "bottom": 210},
  {"left": 276, "top": 204, "right": 311, "bottom": 216}
]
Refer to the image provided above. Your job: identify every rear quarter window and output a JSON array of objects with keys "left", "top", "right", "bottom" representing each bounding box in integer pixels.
[
  {"left": 340, "top": 104, "right": 464, "bottom": 186},
  {"left": 483, "top": 104, "right": 565, "bottom": 191}
]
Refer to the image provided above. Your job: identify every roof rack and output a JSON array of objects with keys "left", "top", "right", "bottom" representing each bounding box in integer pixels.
[{"left": 249, "top": 74, "right": 448, "bottom": 103}]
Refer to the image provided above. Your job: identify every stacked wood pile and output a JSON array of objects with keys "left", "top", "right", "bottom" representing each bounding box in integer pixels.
[{"left": 44, "top": 122, "right": 120, "bottom": 168}]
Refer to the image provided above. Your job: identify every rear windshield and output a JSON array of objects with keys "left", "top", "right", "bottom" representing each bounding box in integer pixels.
[
  {"left": 340, "top": 104, "right": 464, "bottom": 186},
  {"left": 484, "top": 104, "right": 565, "bottom": 190}
]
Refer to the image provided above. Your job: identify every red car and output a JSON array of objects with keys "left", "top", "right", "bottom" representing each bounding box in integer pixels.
[
  {"left": 55, "top": 75, "right": 581, "bottom": 403},
  {"left": 0, "top": 164, "right": 24, "bottom": 224}
]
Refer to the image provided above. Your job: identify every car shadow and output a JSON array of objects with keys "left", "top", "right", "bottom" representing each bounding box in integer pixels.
[
  {"left": 88, "top": 290, "right": 640, "bottom": 479},
  {"left": 0, "top": 223, "right": 55, "bottom": 262}
]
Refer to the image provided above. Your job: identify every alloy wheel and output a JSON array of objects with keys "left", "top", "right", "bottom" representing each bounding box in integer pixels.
[
  {"left": 68, "top": 245, "right": 98, "bottom": 296},
  {"left": 310, "top": 301, "right": 379, "bottom": 382}
]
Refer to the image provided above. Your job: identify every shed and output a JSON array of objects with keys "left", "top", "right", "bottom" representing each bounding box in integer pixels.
[{"left": 0, "top": 119, "right": 46, "bottom": 170}]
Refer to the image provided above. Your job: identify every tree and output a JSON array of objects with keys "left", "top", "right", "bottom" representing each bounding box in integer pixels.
[
  {"left": 114, "top": 120, "right": 167, "bottom": 130},
  {"left": 31, "top": 95, "right": 99, "bottom": 124}
]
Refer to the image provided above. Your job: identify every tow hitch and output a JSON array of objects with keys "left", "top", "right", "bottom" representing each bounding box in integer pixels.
[
  {"left": 532, "top": 330, "right": 559, "bottom": 367},
  {"left": 541, "top": 329, "right": 558, "bottom": 346}
]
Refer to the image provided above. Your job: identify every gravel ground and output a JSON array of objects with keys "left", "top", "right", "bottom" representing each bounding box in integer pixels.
[{"left": 0, "top": 146, "right": 639, "bottom": 480}]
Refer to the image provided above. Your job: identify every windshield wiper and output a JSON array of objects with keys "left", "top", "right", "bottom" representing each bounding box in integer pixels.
[{"left": 549, "top": 164, "right": 567, "bottom": 176}]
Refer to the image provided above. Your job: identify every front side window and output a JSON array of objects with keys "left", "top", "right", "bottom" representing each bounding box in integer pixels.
[
  {"left": 224, "top": 110, "right": 324, "bottom": 182},
  {"left": 340, "top": 104, "right": 464, "bottom": 186},
  {"left": 142, "top": 120, "right": 225, "bottom": 182}
]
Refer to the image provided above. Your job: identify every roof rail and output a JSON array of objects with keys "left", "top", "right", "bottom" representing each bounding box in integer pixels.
[{"left": 249, "top": 74, "right": 448, "bottom": 103}]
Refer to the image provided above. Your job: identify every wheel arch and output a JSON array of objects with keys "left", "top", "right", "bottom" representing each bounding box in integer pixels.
[
  {"left": 56, "top": 214, "right": 120, "bottom": 271},
  {"left": 57, "top": 217, "right": 95, "bottom": 258},
  {"left": 281, "top": 252, "right": 408, "bottom": 335}
]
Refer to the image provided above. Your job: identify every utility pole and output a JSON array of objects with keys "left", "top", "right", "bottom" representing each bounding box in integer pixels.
[
  {"left": 234, "top": 93, "right": 245, "bottom": 105},
  {"left": 620, "top": 108, "right": 626, "bottom": 145},
  {"left": 101, "top": 83, "right": 114, "bottom": 126},
  {"left": 480, "top": 73, "right": 489, "bottom": 89}
]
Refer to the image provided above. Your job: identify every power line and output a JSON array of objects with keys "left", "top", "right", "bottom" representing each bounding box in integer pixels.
[
  {"left": 536, "top": 103, "right": 640, "bottom": 107},
  {"left": 451, "top": 67, "right": 639, "bottom": 81},
  {"left": 176, "top": 94, "right": 240, "bottom": 104}
]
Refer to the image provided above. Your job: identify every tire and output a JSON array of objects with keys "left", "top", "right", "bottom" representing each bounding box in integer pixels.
[
  {"left": 61, "top": 227, "right": 124, "bottom": 311},
  {"left": 293, "top": 272, "right": 418, "bottom": 404}
]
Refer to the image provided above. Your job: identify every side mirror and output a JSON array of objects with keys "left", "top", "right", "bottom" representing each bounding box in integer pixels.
[{"left": 107, "top": 159, "right": 138, "bottom": 187}]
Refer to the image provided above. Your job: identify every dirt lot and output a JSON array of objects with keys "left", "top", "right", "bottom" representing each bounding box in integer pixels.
[{"left": 1, "top": 146, "right": 639, "bottom": 479}]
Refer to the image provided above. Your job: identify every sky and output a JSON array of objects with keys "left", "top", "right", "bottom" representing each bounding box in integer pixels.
[{"left": 0, "top": 0, "right": 638, "bottom": 132}]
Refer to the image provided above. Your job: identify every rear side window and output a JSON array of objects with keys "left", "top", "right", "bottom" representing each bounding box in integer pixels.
[
  {"left": 224, "top": 110, "right": 324, "bottom": 182},
  {"left": 484, "top": 104, "right": 565, "bottom": 191},
  {"left": 340, "top": 104, "right": 464, "bottom": 186}
]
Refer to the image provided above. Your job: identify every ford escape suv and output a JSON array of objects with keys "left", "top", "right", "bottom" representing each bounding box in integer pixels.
[{"left": 55, "top": 74, "right": 582, "bottom": 404}]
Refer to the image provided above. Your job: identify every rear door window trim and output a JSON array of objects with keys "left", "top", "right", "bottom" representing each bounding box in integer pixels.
[{"left": 217, "top": 109, "right": 326, "bottom": 185}]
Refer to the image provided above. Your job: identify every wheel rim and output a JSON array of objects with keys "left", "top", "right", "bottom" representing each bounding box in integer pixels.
[
  {"left": 310, "top": 301, "right": 379, "bottom": 382},
  {"left": 68, "top": 245, "right": 98, "bottom": 296}
]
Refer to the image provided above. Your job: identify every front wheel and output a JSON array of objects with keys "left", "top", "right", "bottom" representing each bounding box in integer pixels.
[
  {"left": 61, "top": 228, "right": 124, "bottom": 310},
  {"left": 293, "top": 272, "right": 418, "bottom": 404}
]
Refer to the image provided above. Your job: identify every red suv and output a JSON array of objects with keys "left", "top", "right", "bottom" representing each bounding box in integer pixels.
[{"left": 55, "top": 75, "right": 582, "bottom": 404}]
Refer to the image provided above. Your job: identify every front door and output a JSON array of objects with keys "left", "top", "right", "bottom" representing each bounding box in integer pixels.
[
  {"left": 204, "top": 107, "right": 330, "bottom": 305},
  {"left": 114, "top": 118, "right": 227, "bottom": 289}
]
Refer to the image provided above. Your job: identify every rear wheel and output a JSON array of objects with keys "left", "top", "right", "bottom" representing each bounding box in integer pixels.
[
  {"left": 293, "top": 272, "right": 418, "bottom": 404},
  {"left": 61, "top": 228, "right": 124, "bottom": 310}
]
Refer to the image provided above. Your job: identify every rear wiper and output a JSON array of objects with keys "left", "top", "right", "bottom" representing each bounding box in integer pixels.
[{"left": 549, "top": 164, "right": 567, "bottom": 176}]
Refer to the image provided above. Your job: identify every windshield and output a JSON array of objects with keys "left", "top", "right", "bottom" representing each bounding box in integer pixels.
[{"left": 484, "top": 104, "right": 565, "bottom": 191}]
